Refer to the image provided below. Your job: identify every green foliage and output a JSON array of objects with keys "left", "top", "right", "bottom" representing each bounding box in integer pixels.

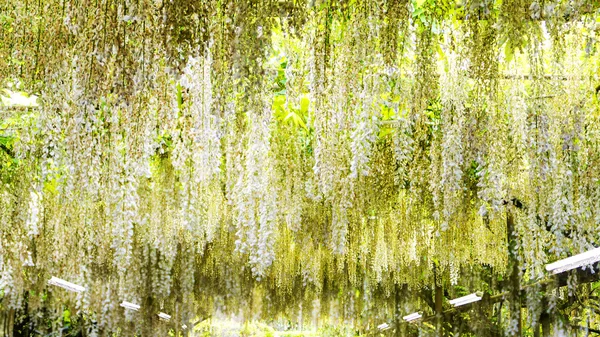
[{"left": 2, "top": 0, "right": 600, "bottom": 336}]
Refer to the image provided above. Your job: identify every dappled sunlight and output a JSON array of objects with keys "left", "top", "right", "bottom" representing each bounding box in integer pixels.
[{"left": 1, "top": 1, "right": 600, "bottom": 336}]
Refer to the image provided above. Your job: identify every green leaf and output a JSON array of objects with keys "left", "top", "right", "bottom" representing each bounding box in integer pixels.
[
  {"left": 299, "top": 95, "right": 310, "bottom": 114},
  {"left": 378, "top": 127, "right": 393, "bottom": 138},
  {"left": 63, "top": 309, "right": 71, "bottom": 324},
  {"left": 0, "top": 135, "right": 14, "bottom": 147},
  {"left": 505, "top": 42, "right": 515, "bottom": 64},
  {"left": 413, "top": 8, "right": 424, "bottom": 18},
  {"left": 176, "top": 83, "right": 183, "bottom": 111},
  {"left": 284, "top": 111, "right": 307, "bottom": 130}
]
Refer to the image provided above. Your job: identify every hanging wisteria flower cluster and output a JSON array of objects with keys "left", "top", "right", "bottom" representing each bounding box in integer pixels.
[{"left": 1, "top": 0, "right": 600, "bottom": 335}]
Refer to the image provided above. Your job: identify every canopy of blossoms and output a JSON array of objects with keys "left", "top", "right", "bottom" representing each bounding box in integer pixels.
[{"left": 1, "top": 0, "right": 600, "bottom": 335}]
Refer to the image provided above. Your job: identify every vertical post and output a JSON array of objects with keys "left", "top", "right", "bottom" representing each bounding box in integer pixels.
[
  {"left": 14, "top": 291, "right": 31, "bottom": 337},
  {"left": 435, "top": 284, "right": 443, "bottom": 336},
  {"left": 7, "top": 309, "right": 14, "bottom": 337},
  {"left": 299, "top": 303, "right": 303, "bottom": 332},
  {"left": 394, "top": 283, "right": 401, "bottom": 337},
  {"left": 507, "top": 210, "right": 522, "bottom": 336},
  {"left": 394, "top": 284, "right": 407, "bottom": 337},
  {"left": 174, "top": 303, "right": 179, "bottom": 337},
  {"left": 434, "top": 264, "right": 443, "bottom": 337},
  {"left": 535, "top": 285, "right": 549, "bottom": 337},
  {"left": 541, "top": 313, "right": 551, "bottom": 337}
]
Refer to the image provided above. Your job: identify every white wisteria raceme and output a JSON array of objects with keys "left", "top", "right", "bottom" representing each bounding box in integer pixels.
[
  {"left": 234, "top": 105, "right": 279, "bottom": 277},
  {"left": 25, "top": 188, "right": 41, "bottom": 237},
  {"left": 0, "top": 1, "right": 599, "bottom": 334},
  {"left": 438, "top": 51, "right": 467, "bottom": 231}
]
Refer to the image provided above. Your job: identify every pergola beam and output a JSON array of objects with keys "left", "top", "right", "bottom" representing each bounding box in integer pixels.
[{"left": 382, "top": 264, "right": 600, "bottom": 335}]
